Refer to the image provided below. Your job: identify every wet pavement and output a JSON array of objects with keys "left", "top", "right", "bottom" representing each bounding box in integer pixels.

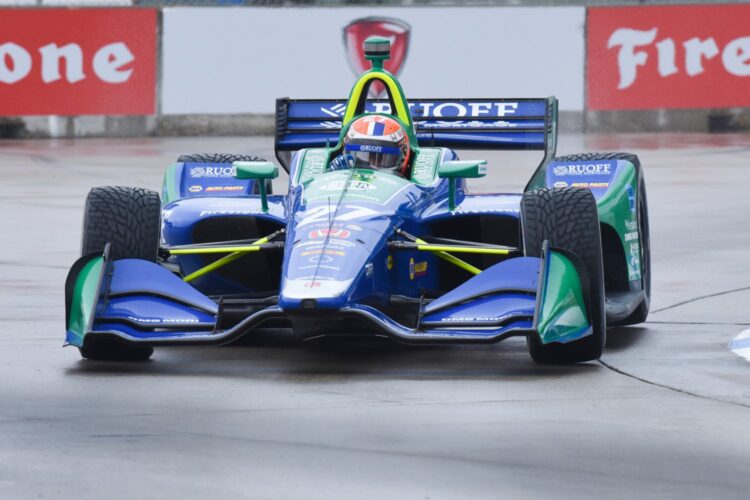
[{"left": 0, "top": 135, "right": 748, "bottom": 499}]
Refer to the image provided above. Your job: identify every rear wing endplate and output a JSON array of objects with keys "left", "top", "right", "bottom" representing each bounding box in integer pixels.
[{"left": 274, "top": 97, "right": 558, "bottom": 171}]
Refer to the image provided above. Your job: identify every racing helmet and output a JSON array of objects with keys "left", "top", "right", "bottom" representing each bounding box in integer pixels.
[{"left": 343, "top": 115, "right": 410, "bottom": 174}]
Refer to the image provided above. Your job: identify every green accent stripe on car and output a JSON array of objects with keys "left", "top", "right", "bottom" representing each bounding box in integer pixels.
[
  {"left": 596, "top": 160, "right": 641, "bottom": 282},
  {"left": 162, "top": 163, "right": 180, "bottom": 206},
  {"left": 411, "top": 148, "right": 441, "bottom": 185},
  {"left": 65, "top": 256, "right": 104, "bottom": 347},
  {"left": 536, "top": 250, "right": 591, "bottom": 345},
  {"left": 295, "top": 149, "right": 331, "bottom": 185}
]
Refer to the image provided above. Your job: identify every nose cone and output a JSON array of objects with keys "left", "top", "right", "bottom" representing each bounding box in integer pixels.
[{"left": 278, "top": 207, "right": 389, "bottom": 309}]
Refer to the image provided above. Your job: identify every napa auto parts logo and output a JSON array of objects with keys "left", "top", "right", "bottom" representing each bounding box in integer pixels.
[
  {"left": 343, "top": 17, "right": 410, "bottom": 97},
  {"left": 587, "top": 4, "right": 750, "bottom": 110},
  {"left": 0, "top": 8, "right": 156, "bottom": 115}
]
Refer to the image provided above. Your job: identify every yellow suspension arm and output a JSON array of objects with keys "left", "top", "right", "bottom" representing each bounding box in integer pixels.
[
  {"left": 413, "top": 237, "right": 482, "bottom": 276},
  {"left": 166, "top": 234, "right": 275, "bottom": 283}
]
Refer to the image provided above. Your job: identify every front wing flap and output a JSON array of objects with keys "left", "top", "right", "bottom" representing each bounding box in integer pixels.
[{"left": 64, "top": 245, "right": 592, "bottom": 349}]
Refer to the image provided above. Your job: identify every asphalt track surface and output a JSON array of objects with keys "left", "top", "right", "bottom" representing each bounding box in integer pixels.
[{"left": 1, "top": 135, "right": 749, "bottom": 499}]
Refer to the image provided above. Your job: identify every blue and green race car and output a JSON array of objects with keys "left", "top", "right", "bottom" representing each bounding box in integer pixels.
[{"left": 65, "top": 37, "right": 650, "bottom": 364}]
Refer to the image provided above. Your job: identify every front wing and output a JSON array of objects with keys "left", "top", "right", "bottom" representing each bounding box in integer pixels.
[{"left": 65, "top": 244, "right": 592, "bottom": 350}]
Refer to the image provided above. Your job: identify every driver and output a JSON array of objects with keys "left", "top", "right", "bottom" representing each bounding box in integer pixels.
[{"left": 329, "top": 115, "right": 411, "bottom": 177}]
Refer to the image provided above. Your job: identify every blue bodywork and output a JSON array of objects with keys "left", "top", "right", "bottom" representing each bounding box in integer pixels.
[{"left": 65, "top": 156, "right": 594, "bottom": 349}]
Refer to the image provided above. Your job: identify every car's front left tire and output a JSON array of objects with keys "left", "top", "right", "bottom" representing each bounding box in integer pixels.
[{"left": 79, "top": 185, "right": 160, "bottom": 361}]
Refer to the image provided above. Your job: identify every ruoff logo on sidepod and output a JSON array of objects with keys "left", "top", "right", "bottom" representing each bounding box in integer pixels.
[
  {"left": 553, "top": 163, "right": 612, "bottom": 176},
  {"left": 343, "top": 16, "right": 410, "bottom": 98}
]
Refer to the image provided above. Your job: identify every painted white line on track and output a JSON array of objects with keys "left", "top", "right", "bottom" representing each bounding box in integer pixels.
[{"left": 729, "top": 329, "right": 750, "bottom": 361}]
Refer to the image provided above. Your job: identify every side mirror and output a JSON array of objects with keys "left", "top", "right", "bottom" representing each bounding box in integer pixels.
[
  {"left": 437, "top": 160, "right": 487, "bottom": 211},
  {"left": 233, "top": 161, "right": 279, "bottom": 213}
]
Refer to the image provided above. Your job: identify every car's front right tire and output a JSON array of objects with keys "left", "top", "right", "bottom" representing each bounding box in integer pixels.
[
  {"left": 521, "top": 187, "right": 606, "bottom": 364},
  {"left": 79, "top": 186, "right": 160, "bottom": 361}
]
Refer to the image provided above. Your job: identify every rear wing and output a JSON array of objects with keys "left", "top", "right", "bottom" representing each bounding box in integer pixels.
[{"left": 274, "top": 97, "right": 558, "bottom": 171}]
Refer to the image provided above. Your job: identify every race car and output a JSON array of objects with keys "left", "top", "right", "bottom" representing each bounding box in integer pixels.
[{"left": 65, "top": 37, "right": 650, "bottom": 364}]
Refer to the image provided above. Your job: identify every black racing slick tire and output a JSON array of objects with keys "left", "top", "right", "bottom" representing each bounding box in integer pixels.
[
  {"left": 521, "top": 187, "right": 606, "bottom": 364},
  {"left": 80, "top": 186, "right": 160, "bottom": 361},
  {"left": 177, "top": 153, "right": 272, "bottom": 194}
]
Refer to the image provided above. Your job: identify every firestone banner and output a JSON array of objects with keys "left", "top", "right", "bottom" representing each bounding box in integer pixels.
[
  {"left": 0, "top": 9, "right": 156, "bottom": 115},
  {"left": 588, "top": 5, "right": 750, "bottom": 110}
]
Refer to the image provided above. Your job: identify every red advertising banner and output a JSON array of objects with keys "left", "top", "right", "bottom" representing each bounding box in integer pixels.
[
  {"left": 587, "top": 5, "right": 750, "bottom": 110},
  {"left": 0, "top": 9, "right": 156, "bottom": 115}
]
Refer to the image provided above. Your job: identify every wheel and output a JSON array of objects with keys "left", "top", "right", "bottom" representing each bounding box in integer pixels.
[
  {"left": 177, "top": 153, "right": 272, "bottom": 194},
  {"left": 81, "top": 186, "right": 161, "bottom": 261},
  {"left": 521, "top": 187, "right": 606, "bottom": 364},
  {"left": 552, "top": 152, "right": 650, "bottom": 326},
  {"left": 80, "top": 186, "right": 160, "bottom": 361}
]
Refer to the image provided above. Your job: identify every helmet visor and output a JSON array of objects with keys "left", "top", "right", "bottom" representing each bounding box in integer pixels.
[{"left": 345, "top": 143, "right": 401, "bottom": 170}]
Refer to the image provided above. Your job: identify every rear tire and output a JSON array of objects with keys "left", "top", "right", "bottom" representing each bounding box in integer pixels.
[
  {"left": 177, "top": 153, "right": 272, "bottom": 194},
  {"left": 80, "top": 186, "right": 160, "bottom": 361},
  {"left": 521, "top": 187, "right": 606, "bottom": 364},
  {"left": 81, "top": 186, "right": 161, "bottom": 261}
]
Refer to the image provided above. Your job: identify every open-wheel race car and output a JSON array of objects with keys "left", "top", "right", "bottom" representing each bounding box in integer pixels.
[{"left": 65, "top": 37, "right": 650, "bottom": 364}]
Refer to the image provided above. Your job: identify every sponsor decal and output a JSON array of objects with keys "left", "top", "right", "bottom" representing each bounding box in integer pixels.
[
  {"left": 308, "top": 255, "right": 334, "bottom": 264},
  {"left": 297, "top": 205, "right": 379, "bottom": 227},
  {"left": 457, "top": 208, "right": 520, "bottom": 215},
  {"left": 318, "top": 180, "right": 374, "bottom": 192},
  {"left": 625, "top": 219, "right": 638, "bottom": 231},
  {"left": 297, "top": 239, "right": 355, "bottom": 249},
  {"left": 0, "top": 9, "right": 156, "bottom": 115},
  {"left": 414, "top": 260, "right": 427, "bottom": 277},
  {"left": 624, "top": 231, "right": 639, "bottom": 242},
  {"left": 309, "top": 228, "right": 351, "bottom": 240},
  {"left": 627, "top": 185, "right": 636, "bottom": 212},
  {"left": 440, "top": 317, "right": 500, "bottom": 323},
  {"left": 408, "top": 258, "right": 428, "bottom": 280},
  {"left": 205, "top": 185, "right": 244, "bottom": 192},
  {"left": 571, "top": 182, "right": 609, "bottom": 188},
  {"left": 127, "top": 316, "right": 199, "bottom": 324},
  {"left": 386, "top": 255, "right": 394, "bottom": 270},
  {"left": 554, "top": 181, "right": 568, "bottom": 188},
  {"left": 552, "top": 163, "right": 612, "bottom": 176},
  {"left": 200, "top": 210, "right": 256, "bottom": 217},
  {"left": 628, "top": 240, "right": 641, "bottom": 281},
  {"left": 188, "top": 185, "right": 203, "bottom": 193},
  {"left": 365, "top": 263, "right": 373, "bottom": 278},
  {"left": 343, "top": 17, "right": 410, "bottom": 98},
  {"left": 303, "top": 281, "right": 321, "bottom": 288},
  {"left": 411, "top": 148, "right": 440, "bottom": 184},
  {"left": 588, "top": 5, "right": 750, "bottom": 110},
  {"left": 297, "top": 149, "right": 328, "bottom": 185},
  {"left": 189, "top": 166, "right": 235, "bottom": 178},
  {"left": 319, "top": 101, "right": 521, "bottom": 120},
  {"left": 301, "top": 249, "right": 346, "bottom": 257}
]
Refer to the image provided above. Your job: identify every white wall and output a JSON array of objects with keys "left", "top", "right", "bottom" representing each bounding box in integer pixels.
[{"left": 162, "top": 7, "right": 585, "bottom": 114}]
